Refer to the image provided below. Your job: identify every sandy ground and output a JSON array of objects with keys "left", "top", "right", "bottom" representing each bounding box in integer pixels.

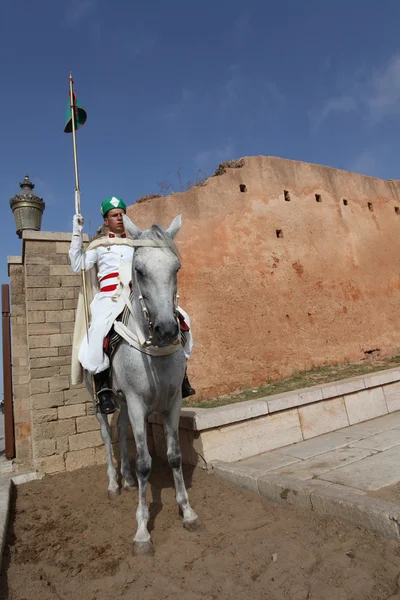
[{"left": 1, "top": 461, "right": 400, "bottom": 600}]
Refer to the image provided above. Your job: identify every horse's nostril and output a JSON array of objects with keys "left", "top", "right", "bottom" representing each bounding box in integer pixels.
[{"left": 154, "top": 322, "right": 178, "bottom": 340}]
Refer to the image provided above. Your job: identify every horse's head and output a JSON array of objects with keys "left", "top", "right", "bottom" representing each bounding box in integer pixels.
[{"left": 123, "top": 213, "right": 182, "bottom": 347}]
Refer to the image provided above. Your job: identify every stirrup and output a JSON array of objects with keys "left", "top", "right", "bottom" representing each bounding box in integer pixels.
[{"left": 97, "top": 387, "right": 117, "bottom": 415}]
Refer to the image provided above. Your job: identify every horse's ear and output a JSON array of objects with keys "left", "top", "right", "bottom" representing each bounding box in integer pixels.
[
  {"left": 166, "top": 214, "right": 182, "bottom": 239},
  {"left": 123, "top": 214, "right": 142, "bottom": 239}
]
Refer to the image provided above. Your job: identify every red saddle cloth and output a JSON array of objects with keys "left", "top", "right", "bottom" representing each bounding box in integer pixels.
[{"left": 177, "top": 311, "right": 190, "bottom": 331}]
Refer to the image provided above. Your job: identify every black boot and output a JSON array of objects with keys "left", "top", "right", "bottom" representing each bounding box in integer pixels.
[
  {"left": 94, "top": 371, "right": 117, "bottom": 415},
  {"left": 182, "top": 370, "right": 196, "bottom": 399}
]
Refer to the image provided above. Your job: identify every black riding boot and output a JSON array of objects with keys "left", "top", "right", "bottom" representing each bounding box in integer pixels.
[
  {"left": 182, "top": 369, "right": 196, "bottom": 399},
  {"left": 94, "top": 370, "right": 117, "bottom": 415}
]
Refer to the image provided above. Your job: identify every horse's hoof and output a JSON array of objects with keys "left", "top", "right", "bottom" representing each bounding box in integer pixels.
[
  {"left": 183, "top": 518, "right": 202, "bottom": 532},
  {"left": 123, "top": 479, "right": 137, "bottom": 491},
  {"left": 108, "top": 488, "right": 120, "bottom": 500},
  {"left": 133, "top": 540, "right": 154, "bottom": 557}
]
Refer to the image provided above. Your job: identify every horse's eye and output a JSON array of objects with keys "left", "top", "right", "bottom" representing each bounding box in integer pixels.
[{"left": 135, "top": 267, "right": 144, "bottom": 277}]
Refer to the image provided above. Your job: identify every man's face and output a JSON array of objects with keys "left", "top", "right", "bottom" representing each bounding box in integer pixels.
[{"left": 104, "top": 208, "right": 125, "bottom": 233}]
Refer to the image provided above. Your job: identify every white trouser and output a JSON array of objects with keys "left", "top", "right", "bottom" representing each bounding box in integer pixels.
[
  {"left": 177, "top": 307, "right": 193, "bottom": 359},
  {"left": 78, "top": 292, "right": 194, "bottom": 375},
  {"left": 78, "top": 292, "right": 115, "bottom": 375}
]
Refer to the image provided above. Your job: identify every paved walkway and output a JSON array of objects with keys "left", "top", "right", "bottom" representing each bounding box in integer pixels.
[{"left": 212, "top": 411, "right": 400, "bottom": 540}]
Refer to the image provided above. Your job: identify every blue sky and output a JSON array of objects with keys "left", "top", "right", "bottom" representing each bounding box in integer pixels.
[{"left": 1, "top": 1, "right": 400, "bottom": 294}]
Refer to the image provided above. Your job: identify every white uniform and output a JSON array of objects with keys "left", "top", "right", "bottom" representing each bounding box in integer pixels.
[{"left": 69, "top": 229, "right": 193, "bottom": 374}]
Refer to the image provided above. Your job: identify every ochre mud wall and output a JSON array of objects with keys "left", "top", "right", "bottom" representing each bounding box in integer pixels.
[{"left": 127, "top": 156, "right": 400, "bottom": 396}]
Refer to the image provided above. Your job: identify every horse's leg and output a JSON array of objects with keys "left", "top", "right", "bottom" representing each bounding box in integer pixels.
[
  {"left": 163, "top": 403, "right": 201, "bottom": 531},
  {"left": 117, "top": 400, "right": 136, "bottom": 490},
  {"left": 126, "top": 400, "right": 154, "bottom": 555},
  {"left": 95, "top": 412, "right": 120, "bottom": 498}
]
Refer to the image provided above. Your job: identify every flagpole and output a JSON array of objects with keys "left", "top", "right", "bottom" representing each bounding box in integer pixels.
[
  {"left": 69, "top": 73, "right": 81, "bottom": 216},
  {"left": 68, "top": 73, "right": 97, "bottom": 406},
  {"left": 68, "top": 73, "right": 88, "bottom": 331}
]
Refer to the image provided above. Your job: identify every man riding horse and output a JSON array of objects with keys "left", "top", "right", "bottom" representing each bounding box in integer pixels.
[{"left": 69, "top": 196, "right": 196, "bottom": 415}]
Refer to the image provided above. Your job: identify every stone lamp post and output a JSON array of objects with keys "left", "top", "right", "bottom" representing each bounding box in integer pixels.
[{"left": 9, "top": 174, "right": 45, "bottom": 238}]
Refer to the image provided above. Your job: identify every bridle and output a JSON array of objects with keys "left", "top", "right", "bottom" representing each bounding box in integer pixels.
[
  {"left": 130, "top": 239, "right": 181, "bottom": 348},
  {"left": 137, "top": 291, "right": 180, "bottom": 348}
]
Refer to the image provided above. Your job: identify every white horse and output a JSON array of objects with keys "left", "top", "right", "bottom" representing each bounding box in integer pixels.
[{"left": 86, "top": 213, "right": 200, "bottom": 555}]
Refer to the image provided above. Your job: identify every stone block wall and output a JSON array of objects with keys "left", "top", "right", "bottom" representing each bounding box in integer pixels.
[
  {"left": 8, "top": 257, "right": 31, "bottom": 466},
  {"left": 8, "top": 231, "right": 141, "bottom": 475}
]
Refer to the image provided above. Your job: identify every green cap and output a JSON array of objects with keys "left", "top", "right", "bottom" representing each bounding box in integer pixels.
[{"left": 101, "top": 196, "right": 127, "bottom": 217}]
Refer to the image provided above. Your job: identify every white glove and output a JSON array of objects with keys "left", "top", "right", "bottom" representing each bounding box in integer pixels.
[{"left": 72, "top": 214, "right": 84, "bottom": 235}]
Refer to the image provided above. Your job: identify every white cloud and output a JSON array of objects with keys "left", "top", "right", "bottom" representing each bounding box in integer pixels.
[
  {"left": 311, "top": 52, "right": 400, "bottom": 129},
  {"left": 367, "top": 54, "right": 400, "bottom": 122},
  {"left": 310, "top": 94, "right": 357, "bottom": 130}
]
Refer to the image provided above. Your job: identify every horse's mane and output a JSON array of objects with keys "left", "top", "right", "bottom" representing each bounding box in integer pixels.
[{"left": 147, "top": 225, "right": 181, "bottom": 260}]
